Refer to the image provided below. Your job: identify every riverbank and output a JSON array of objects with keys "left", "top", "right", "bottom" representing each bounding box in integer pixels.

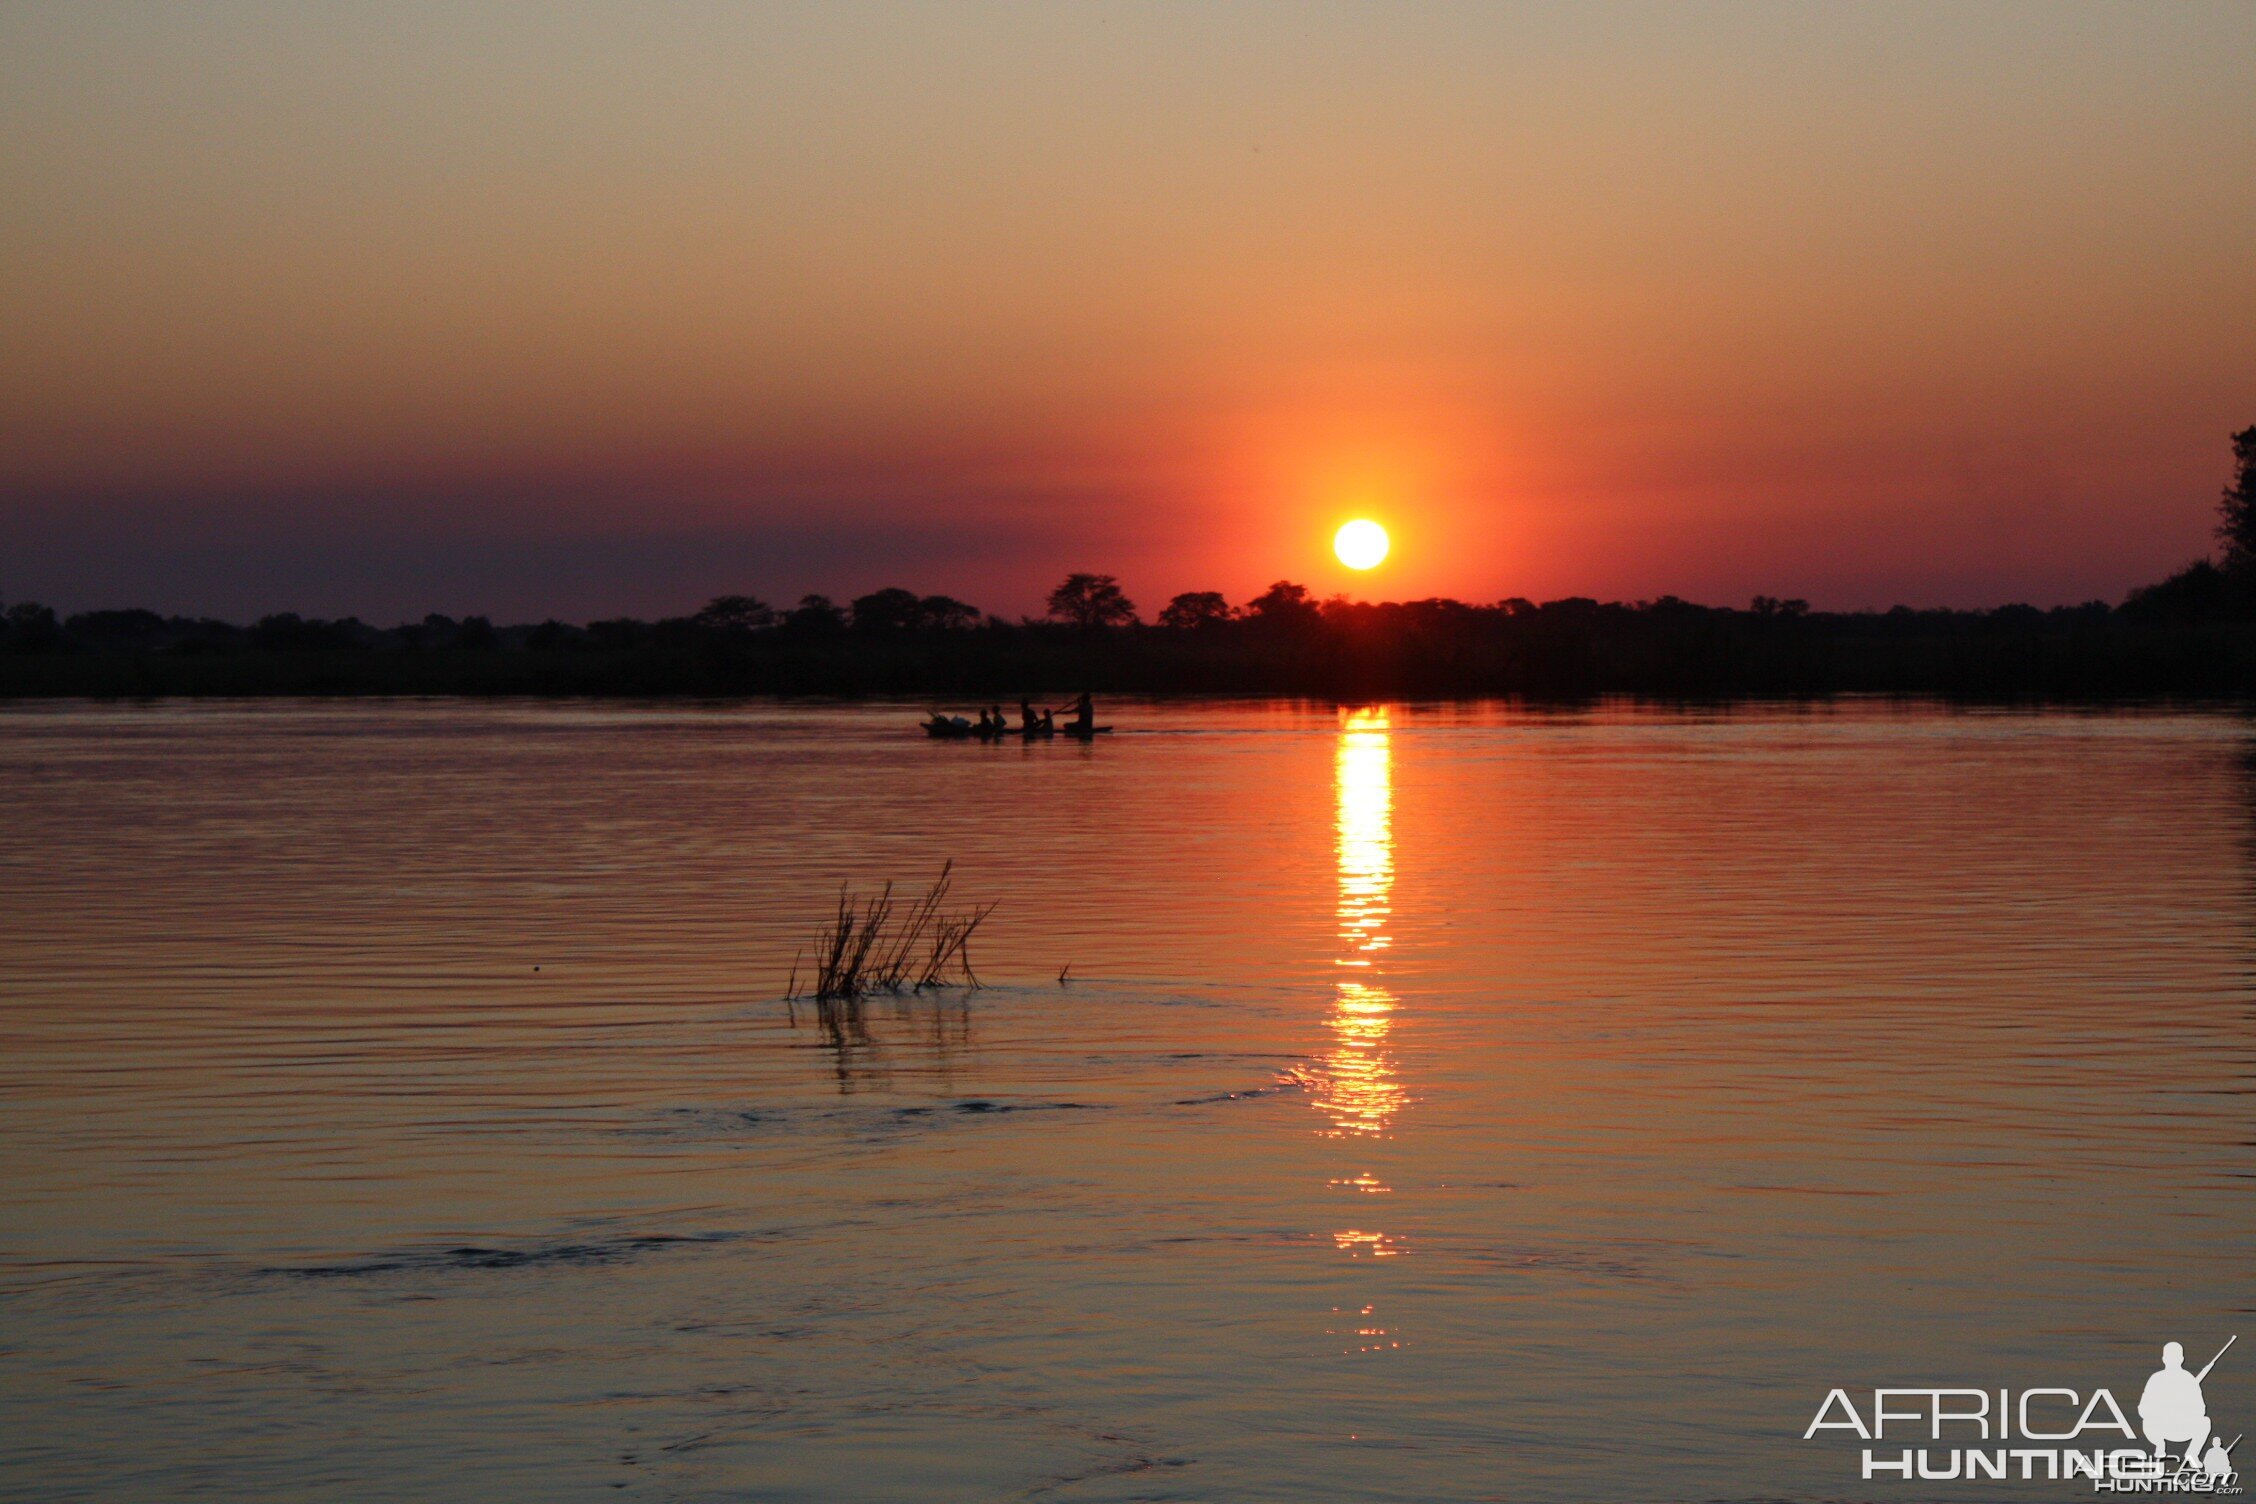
[{"left": 6, "top": 613, "right": 2256, "bottom": 699}]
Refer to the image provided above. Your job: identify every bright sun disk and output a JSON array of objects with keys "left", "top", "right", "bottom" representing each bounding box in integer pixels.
[{"left": 1334, "top": 519, "right": 1389, "bottom": 570}]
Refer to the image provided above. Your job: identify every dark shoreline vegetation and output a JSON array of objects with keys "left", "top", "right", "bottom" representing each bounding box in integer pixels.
[
  {"left": 7, "top": 432, "right": 2253, "bottom": 703},
  {"left": 13, "top": 578, "right": 2256, "bottom": 701}
]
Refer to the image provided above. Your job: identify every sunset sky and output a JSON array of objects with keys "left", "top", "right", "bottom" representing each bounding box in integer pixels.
[{"left": 4, "top": 2, "right": 2253, "bottom": 622}]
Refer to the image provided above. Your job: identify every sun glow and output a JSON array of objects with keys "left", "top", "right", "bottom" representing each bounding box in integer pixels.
[{"left": 1333, "top": 519, "right": 1390, "bottom": 571}]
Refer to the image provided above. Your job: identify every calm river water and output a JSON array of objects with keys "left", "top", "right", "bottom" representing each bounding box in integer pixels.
[{"left": 1, "top": 699, "right": 2250, "bottom": 1502}]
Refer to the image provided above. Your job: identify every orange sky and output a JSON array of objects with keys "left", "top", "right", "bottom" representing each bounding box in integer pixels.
[{"left": 3, "top": 2, "right": 2252, "bottom": 620}]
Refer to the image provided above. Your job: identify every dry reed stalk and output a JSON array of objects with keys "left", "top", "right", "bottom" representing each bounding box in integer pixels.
[{"left": 788, "top": 862, "right": 994, "bottom": 1002}]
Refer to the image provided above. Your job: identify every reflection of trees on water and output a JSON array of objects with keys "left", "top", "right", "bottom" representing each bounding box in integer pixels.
[{"left": 789, "top": 993, "right": 975, "bottom": 1094}]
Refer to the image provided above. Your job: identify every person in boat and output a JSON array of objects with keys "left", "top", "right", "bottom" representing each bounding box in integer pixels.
[
  {"left": 988, "top": 705, "right": 1007, "bottom": 736},
  {"left": 976, "top": 708, "right": 999, "bottom": 736},
  {"left": 1061, "top": 692, "right": 1094, "bottom": 733},
  {"left": 1018, "top": 699, "right": 1041, "bottom": 733}
]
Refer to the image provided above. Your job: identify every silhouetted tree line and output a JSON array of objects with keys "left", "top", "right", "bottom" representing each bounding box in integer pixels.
[
  {"left": 8, "top": 428, "right": 2256, "bottom": 700},
  {"left": 2118, "top": 425, "right": 2256, "bottom": 626}
]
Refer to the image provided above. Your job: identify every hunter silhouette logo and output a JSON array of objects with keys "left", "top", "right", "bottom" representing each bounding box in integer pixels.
[
  {"left": 2144, "top": 1340, "right": 2232, "bottom": 1473},
  {"left": 1804, "top": 1334, "right": 2241, "bottom": 1490}
]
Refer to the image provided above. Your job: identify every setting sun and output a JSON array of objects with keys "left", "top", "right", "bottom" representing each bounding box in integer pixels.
[{"left": 1334, "top": 519, "right": 1390, "bottom": 571}]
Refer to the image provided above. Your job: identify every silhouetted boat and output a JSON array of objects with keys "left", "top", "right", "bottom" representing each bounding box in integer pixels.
[{"left": 921, "top": 717, "right": 1105, "bottom": 740}]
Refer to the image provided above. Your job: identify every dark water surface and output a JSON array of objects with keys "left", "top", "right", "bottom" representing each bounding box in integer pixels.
[{"left": 1, "top": 699, "right": 2250, "bottom": 1502}]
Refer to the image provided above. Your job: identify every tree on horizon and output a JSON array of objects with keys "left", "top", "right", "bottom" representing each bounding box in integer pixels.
[
  {"left": 1158, "top": 591, "right": 1233, "bottom": 629},
  {"left": 917, "top": 594, "right": 983, "bottom": 631},
  {"left": 2217, "top": 425, "right": 2256, "bottom": 573},
  {"left": 1045, "top": 573, "right": 1138, "bottom": 629},
  {"left": 784, "top": 595, "right": 847, "bottom": 636},
  {"left": 693, "top": 595, "right": 776, "bottom": 632},
  {"left": 850, "top": 588, "right": 924, "bottom": 633},
  {"left": 1245, "top": 580, "right": 1320, "bottom": 629}
]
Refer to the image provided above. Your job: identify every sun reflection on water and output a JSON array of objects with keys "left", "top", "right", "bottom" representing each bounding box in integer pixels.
[
  {"left": 1316, "top": 708, "right": 1405, "bottom": 1141},
  {"left": 1318, "top": 708, "right": 1408, "bottom": 1289},
  {"left": 1330, "top": 1229, "right": 1404, "bottom": 1259}
]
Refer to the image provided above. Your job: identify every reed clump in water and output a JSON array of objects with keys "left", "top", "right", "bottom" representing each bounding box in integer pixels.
[{"left": 786, "top": 861, "right": 996, "bottom": 1002}]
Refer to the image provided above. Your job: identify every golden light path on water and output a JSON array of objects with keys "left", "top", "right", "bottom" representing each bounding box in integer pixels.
[{"left": 1322, "top": 707, "right": 1407, "bottom": 1273}]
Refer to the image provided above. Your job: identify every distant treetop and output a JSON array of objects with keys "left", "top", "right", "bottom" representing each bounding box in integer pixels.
[
  {"left": 1158, "top": 591, "right": 1234, "bottom": 630},
  {"left": 1045, "top": 573, "right": 1138, "bottom": 629},
  {"left": 2218, "top": 425, "right": 2256, "bottom": 574},
  {"left": 694, "top": 595, "right": 776, "bottom": 632}
]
